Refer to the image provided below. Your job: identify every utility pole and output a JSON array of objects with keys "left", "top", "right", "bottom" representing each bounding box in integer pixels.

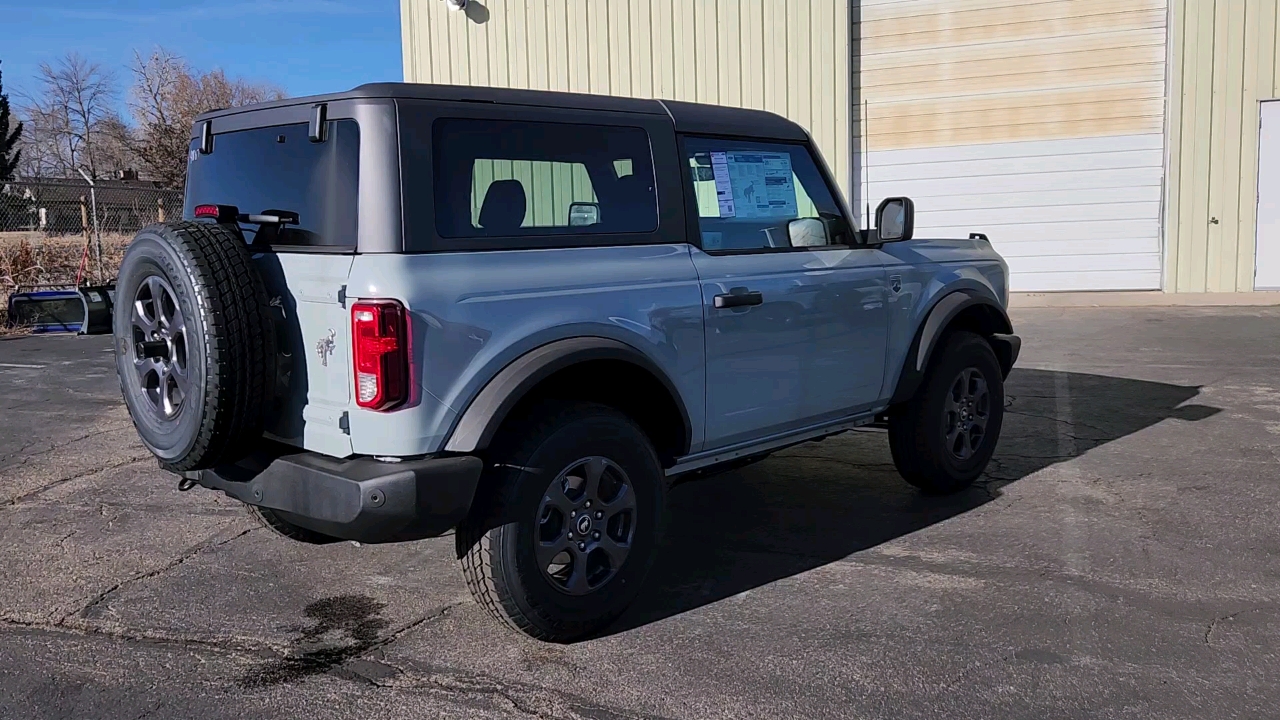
[{"left": 77, "top": 167, "right": 103, "bottom": 284}]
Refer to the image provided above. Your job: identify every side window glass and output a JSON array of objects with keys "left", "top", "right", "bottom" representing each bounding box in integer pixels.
[
  {"left": 434, "top": 119, "right": 657, "bottom": 239},
  {"left": 468, "top": 160, "right": 597, "bottom": 230},
  {"left": 684, "top": 137, "right": 846, "bottom": 251}
]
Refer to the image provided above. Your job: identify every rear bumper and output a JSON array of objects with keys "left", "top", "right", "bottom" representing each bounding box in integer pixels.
[{"left": 189, "top": 447, "right": 483, "bottom": 543}]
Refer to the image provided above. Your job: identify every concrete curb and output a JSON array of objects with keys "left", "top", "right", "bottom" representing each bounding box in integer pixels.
[{"left": 1010, "top": 291, "right": 1280, "bottom": 308}]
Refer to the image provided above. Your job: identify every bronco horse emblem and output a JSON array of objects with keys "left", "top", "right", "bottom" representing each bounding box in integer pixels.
[{"left": 315, "top": 329, "right": 336, "bottom": 367}]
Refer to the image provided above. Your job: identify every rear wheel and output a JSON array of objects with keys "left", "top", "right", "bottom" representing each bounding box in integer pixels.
[
  {"left": 888, "top": 331, "right": 1004, "bottom": 494},
  {"left": 246, "top": 504, "right": 340, "bottom": 545},
  {"left": 457, "top": 402, "right": 666, "bottom": 642}
]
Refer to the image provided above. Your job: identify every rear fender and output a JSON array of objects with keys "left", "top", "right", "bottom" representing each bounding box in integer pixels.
[{"left": 443, "top": 337, "right": 692, "bottom": 458}]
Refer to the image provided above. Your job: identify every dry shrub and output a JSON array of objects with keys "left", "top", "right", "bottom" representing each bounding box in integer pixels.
[{"left": 0, "top": 233, "right": 133, "bottom": 333}]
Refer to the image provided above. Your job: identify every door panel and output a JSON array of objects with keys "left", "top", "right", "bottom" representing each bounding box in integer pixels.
[
  {"left": 680, "top": 135, "right": 886, "bottom": 450},
  {"left": 693, "top": 247, "right": 887, "bottom": 449}
]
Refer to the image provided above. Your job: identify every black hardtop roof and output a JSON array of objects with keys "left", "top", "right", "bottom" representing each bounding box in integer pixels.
[{"left": 192, "top": 82, "right": 808, "bottom": 141}]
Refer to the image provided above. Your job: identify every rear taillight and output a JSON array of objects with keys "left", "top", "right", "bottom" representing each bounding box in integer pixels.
[{"left": 351, "top": 300, "right": 409, "bottom": 411}]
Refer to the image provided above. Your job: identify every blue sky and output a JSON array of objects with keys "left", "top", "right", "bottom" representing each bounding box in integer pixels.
[{"left": 1, "top": 0, "right": 403, "bottom": 107}]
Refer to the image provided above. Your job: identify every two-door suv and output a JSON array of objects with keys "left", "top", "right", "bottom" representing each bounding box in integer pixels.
[{"left": 114, "top": 83, "right": 1019, "bottom": 642}]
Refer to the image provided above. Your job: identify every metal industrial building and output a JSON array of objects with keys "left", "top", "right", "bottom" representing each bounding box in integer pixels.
[{"left": 401, "top": 0, "right": 1280, "bottom": 294}]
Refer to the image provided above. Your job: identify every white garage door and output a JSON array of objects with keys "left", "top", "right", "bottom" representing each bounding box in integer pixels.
[{"left": 856, "top": 0, "right": 1168, "bottom": 292}]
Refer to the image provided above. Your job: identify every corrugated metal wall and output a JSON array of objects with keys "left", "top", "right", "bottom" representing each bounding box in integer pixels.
[
  {"left": 1165, "top": 0, "right": 1280, "bottom": 293},
  {"left": 857, "top": 0, "right": 1170, "bottom": 292},
  {"left": 400, "top": 0, "right": 853, "bottom": 201}
]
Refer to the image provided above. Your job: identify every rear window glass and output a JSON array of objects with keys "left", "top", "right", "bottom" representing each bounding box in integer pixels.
[
  {"left": 183, "top": 121, "right": 359, "bottom": 247},
  {"left": 433, "top": 119, "right": 657, "bottom": 239}
]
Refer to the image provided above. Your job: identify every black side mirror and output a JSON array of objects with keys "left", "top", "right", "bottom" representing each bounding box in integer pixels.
[{"left": 875, "top": 197, "right": 915, "bottom": 243}]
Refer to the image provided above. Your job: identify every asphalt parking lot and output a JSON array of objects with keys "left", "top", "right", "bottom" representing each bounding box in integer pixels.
[{"left": 2, "top": 306, "right": 1279, "bottom": 719}]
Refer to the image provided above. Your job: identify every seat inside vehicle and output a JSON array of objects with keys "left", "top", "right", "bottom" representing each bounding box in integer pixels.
[{"left": 479, "top": 179, "right": 528, "bottom": 232}]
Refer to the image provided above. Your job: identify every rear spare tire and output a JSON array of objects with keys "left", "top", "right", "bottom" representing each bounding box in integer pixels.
[{"left": 114, "top": 221, "right": 276, "bottom": 472}]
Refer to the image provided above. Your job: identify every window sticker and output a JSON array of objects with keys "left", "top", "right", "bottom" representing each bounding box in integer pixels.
[
  {"left": 710, "top": 151, "right": 736, "bottom": 217},
  {"left": 706, "top": 150, "right": 799, "bottom": 219},
  {"left": 723, "top": 152, "right": 798, "bottom": 219}
]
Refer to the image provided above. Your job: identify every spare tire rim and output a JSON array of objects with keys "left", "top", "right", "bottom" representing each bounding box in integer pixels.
[
  {"left": 130, "top": 274, "right": 189, "bottom": 420},
  {"left": 943, "top": 367, "right": 990, "bottom": 461},
  {"left": 535, "top": 456, "right": 637, "bottom": 595}
]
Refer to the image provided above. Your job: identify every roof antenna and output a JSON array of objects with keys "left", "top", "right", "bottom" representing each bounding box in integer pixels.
[{"left": 863, "top": 98, "right": 871, "bottom": 228}]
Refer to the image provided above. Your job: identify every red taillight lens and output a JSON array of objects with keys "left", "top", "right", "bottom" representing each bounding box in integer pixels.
[
  {"left": 351, "top": 300, "right": 409, "bottom": 411},
  {"left": 193, "top": 204, "right": 220, "bottom": 218}
]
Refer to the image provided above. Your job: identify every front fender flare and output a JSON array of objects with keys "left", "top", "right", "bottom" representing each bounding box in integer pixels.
[
  {"left": 442, "top": 337, "right": 692, "bottom": 455},
  {"left": 889, "top": 292, "right": 1015, "bottom": 405}
]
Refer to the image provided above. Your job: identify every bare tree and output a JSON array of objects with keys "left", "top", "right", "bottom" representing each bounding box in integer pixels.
[
  {"left": 20, "top": 53, "right": 123, "bottom": 179},
  {"left": 126, "top": 49, "right": 286, "bottom": 188},
  {"left": 0, "top": 60, "right": 23, "bottom": 181}
]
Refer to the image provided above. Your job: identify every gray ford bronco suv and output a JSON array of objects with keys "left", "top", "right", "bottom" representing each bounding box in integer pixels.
[{"left": 114, "top": 83, "right": 1019, "bottom": 642}]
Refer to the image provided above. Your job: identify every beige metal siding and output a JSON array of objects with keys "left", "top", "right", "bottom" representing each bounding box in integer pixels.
[
  {"left": 857, "top": 0, "right": 1169, "bottom": 291},
  {"left": 400, "top": 0, "right": 853, "bottom": 201},
  {"left": 1165, "top": 0, "right": 1280, "bottom": 292}
]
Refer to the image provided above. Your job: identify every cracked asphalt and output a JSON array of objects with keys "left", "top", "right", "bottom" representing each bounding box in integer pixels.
[{"left": 2, "top": 306, "right": 1279, "bottom": 719}]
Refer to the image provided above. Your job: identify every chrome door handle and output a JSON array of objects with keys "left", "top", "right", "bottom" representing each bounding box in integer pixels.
[{"left": 714, "top": 291, "right": 764, "bottom": 309}]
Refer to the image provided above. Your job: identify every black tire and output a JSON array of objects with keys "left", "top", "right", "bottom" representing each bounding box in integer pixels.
[
  {"left": 457, "top": 401, "right": 667, "bottom": 642},
  {"left": 246, "top": 504, "right": 340, "bottom": 545},
  {"left": 888, "top": 330, "right": 1004, "bottom": 494},
  {"left": 114, "top": 222, "right": 276, "bottom": 472}
]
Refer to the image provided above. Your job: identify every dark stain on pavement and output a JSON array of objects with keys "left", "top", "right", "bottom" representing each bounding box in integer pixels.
[{"left": 240, "top": 595, "right": 390, "bottom": 687}]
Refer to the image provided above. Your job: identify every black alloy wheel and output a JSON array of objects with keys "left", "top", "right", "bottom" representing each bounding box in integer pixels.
[
  {"left": 535, "top": 456, "right": 637, "bottom": 595},
  {"left": 942, "top": 367, "right": 991, "bottom": 461}
]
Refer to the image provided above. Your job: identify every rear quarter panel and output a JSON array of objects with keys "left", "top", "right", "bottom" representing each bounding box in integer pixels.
[
  {"left": 345, "top": 245, "right": 706, "bottom": 456},
  {"left": 877, "top": 238, "right": 1009, "bottom": 398}
]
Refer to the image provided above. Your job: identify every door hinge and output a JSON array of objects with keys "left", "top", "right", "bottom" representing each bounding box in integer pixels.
[
  {"left": 338, "top": 285, "right": 348, "bottom": 307},
  {"left": 339, "top": 411, "right": 350, "bottom": 435}
]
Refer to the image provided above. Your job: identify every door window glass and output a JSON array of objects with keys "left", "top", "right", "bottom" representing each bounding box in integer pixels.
[{"left": 683, "top": 137, "right": 846, "bottom": 251}]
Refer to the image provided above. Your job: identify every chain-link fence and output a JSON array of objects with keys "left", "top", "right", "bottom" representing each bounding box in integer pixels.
[
  {"left": 1, "top": 178, "right": 183, "bottom": 236},
  {"left": 1, "top": 178, "right": 180, "bottom": 330}
]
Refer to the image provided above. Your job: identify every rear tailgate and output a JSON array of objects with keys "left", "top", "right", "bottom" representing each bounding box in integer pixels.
[
  {"left": 257, "top": 251, "right": 354, "bottom": 457},
  {"left": 184, "top": 118, "right": 363, "bottom": 457}
]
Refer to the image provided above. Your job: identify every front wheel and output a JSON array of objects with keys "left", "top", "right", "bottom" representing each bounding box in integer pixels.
[
  {"left": 888, "top": 331, "right": 1005, "bottom": 494},
  {"left": 457, "top": 402, "right": 667, "bottom": 642}
]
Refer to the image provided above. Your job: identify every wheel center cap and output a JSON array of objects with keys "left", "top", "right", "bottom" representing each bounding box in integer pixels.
[{"left": 576, "top": 515, "right": 593, "bottom": 535}]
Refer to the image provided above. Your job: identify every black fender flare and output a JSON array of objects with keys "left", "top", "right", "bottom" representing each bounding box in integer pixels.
[
  {"left": 442, "top": 337, "right": 693, "bottom": 455},
  {"left": 889, "top": 291, "right": 1017, "bottom": 405}
]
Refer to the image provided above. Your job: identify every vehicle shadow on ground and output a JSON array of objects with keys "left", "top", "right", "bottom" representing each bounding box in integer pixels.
[{"left": 608, "top": 368, "right": 1220, "bottom": 636}]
